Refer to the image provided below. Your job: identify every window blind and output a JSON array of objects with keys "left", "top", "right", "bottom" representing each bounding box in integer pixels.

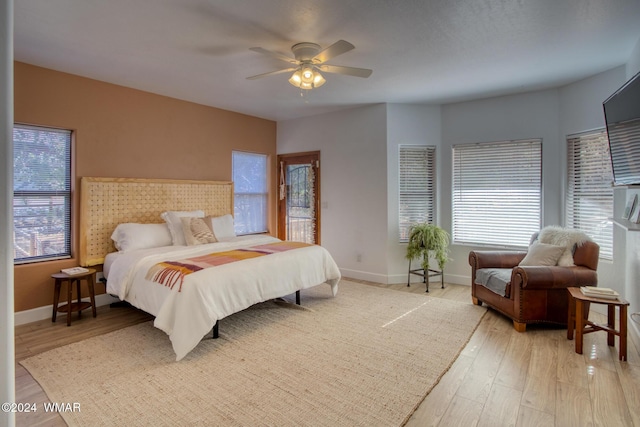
[
  {"left": 232, "top": 151, "right": 268, "bottom": 235},
  {"left": 399, "top": 145, "right": 436, "bottom": 242},
  {"left": 566, "top": 130, "right": 613, "bottom": 259},
  {"left": 607, "top": 118, "right": 640, "bottom": 185},
  {"left": 452, "top": 139, "right": 542, "bottom": 247},
  {"left": 13, "top": 124, "right": 72, "bottom": 263}
]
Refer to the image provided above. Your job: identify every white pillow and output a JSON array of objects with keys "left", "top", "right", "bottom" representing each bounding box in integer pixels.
[
  {"left": 110, "top": 223, "right": 173, "bottom": 253},
  {"left": 207, "top": 214, "right": 236, "bottom": 240},
  {"left": 518, "top": 242, "right": 565, "bottom": 266},
  {"left": 160, "top": 210, "right": 205, "bottom": 245}
]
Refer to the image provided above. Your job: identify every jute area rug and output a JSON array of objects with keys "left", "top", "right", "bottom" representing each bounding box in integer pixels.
[{"left": 21, "top": 280, "right": 486, "bottom": 427}]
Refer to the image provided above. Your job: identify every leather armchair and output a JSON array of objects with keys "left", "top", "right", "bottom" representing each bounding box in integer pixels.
[{"left": 469, "top": 240, "right": 599, "bottom": 332}]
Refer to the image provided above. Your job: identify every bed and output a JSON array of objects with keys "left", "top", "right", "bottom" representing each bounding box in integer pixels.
[{"left": 80, "top": 177, "right": 341, "bottom": 360}]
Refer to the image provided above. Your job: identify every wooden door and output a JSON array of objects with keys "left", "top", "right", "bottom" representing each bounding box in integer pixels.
[{"left": 277, "top": 152, "right": 320, "bottom": 244}]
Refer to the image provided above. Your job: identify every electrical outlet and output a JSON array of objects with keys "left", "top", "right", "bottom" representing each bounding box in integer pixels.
[{"left": 96, "top": 271, "right": 105, "bottom": 283}]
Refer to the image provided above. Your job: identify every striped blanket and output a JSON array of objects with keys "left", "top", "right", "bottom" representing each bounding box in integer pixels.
[{"left": 146, "top": 241, "right": 312, "bottom": 291}]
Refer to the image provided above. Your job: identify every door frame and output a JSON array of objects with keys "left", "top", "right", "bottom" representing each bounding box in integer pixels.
[{"left": 277, "top": 151, "right": 320, "bottom": 244}]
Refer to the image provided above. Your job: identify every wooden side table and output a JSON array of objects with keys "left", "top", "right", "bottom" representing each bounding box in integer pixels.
[
  {"left": 567, "top": 287, "right": 630, "bottom": 361},
  {"left": 51, "top": 269, "right": 97, "bottom": 326}
]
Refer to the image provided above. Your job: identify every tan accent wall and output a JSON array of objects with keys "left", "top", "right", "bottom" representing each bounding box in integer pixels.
[{"left": 13, "top": 62, "right": 277, "bottom": 312}]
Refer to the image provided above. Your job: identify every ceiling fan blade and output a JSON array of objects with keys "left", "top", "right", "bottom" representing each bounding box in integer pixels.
[
  {"left": 246, "top": 67, "right": 298, "bottom": 80},
  {"left": 312, "top": 40, "right": 355, "bottom": 64},
  {"left": 318, "top": 64, "right": 372, "bottom": 78},
  {"left": 249, "top": 47, "right": 298, "bottom": 64}
]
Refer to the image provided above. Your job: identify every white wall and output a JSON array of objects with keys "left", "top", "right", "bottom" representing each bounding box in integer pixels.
[
  {"left": 614, "top": 34, "right": 640, "bottom": 349},
  {"left": 627, "top": 35, "right": 640, "bottom": 79},
  {"left": 277, "top": 72, "right": 629, "bottom": 287},
  {"left": 277, "top": 40, "right": 640, "bottom": 293},
  {"left": 559, "top": 66, "right": 628, "bottom": 293},
  {"left": 612, "top": 186, "right": 640, "bottom": 353},
  {"left": 277, "top": 103, "right": 444, "bottom": 285},
  {"left": 277, "top": 104, "right": 389, "bottom": 282},
  {"left": 386, "top": 104, "right": 442, "bottom": 284},
  {"left": 1, "top": 1, "right": 15, "bottom": 426},
  {"left": 559, "top": 66, "right": 626, "bottom": 138},
  {"left": 440, "top": 89, "right": 562, "bottom": 284}
]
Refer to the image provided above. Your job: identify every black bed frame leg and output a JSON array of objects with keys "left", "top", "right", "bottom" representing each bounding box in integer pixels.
[
  {"left": 212, "top": 292, "right": 299, "bottom": 339},
  {"left": 212, "top": 321, "right": 219, "bottom": 339}
]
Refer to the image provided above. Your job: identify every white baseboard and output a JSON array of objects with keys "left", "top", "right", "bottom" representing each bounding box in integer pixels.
[
  {"left": 387, "top": 272, "right": 443, "bottom": 285},
  {"left": 340, "top": 268, "right": 389, "bottom": 284},
  {"left": 443, "top": 273, "right": 470, "bottom": 286},
  {"left": 15, "top": 294, "right": 120, "bottom": 326},
  {"left": 343, "top": 268, "right": 472, "bottom": 287}
]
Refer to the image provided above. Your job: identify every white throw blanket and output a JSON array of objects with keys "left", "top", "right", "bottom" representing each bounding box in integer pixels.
[{"left": 537, "top": 226, "right": 591, "bottom": 266}]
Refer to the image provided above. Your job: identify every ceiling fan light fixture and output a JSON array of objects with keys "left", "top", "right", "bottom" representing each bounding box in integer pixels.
[
  {"left": 301, "top": 65, "right": 314, "bottom": 81},
  {"left": 312, "top": 71, "right": 326, "bottom": 88},
  {"left": 289, "top": 66, "right": 325, "bottom": 90},
  {"left": 248, "top": 40, "right": 372, "bottom": 91},
  {"left": 288, "top": 69, "right": 303, "bottom": 86}
]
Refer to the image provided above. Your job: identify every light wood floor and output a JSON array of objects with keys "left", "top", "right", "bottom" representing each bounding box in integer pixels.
[{"left": 14, "top": 281, "right": 640, "bottom": 427}]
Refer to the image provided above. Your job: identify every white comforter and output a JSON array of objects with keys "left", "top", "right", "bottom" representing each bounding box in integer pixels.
[{"left": 106, "top": 235, "right": 341, "bottom": 360}]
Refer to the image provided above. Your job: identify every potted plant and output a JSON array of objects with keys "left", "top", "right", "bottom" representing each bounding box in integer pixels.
[{"left": 405, "top": 222, "right": 450, "bottom": 272}]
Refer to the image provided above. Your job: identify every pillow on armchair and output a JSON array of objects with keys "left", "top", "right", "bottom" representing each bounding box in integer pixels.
[
  {"left": 536, "top": 226, "right": 591, "bottom": 266},
  {"left": 518, "top": 242, "right": 565, "bottom": 266}
]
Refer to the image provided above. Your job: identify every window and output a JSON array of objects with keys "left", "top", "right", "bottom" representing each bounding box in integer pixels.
[
  {"left": 566, "top": 130, "right": 613, "bottom": 259},
  {"left": 452, "top": 139, "right": 542, "bottom": 247},
  {"left": 232, "top": 151, "right": 268, "bottom": 235},
  {"left": 13, "top": 124, "right": 72, "bottom": 263},
  {"left": 399, "top": 145, "right": 436, "bottom": 242}
]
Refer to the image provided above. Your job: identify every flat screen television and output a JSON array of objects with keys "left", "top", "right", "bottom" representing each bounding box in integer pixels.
[{"left": 603, "top": 70, "right": 640, "bottom": 186}]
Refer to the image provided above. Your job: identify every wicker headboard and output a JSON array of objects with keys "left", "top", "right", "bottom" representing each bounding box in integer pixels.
[{"left": 79, "top": 177, "right": 234, "bottom": 266}]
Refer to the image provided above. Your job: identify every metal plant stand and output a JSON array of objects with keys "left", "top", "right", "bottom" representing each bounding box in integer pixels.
[{"left": 407, "top": 257, "right": 444, "bottom": 293}]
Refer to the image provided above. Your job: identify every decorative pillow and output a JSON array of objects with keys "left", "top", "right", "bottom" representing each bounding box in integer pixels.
[
  {"left": 518, "top": 242, "right": 565, "bottom": 266},
  {"left": 180, "top": 217, "right": 217, "bottom": 246},
  {"left": 537, "top": 226, "right": 591, "bottom": 267},
  {"left": 160, "top": 210, "right": 205, "bottom": 245},
  {"left": 110, "top": 223, "right": 173, "bottom": 253},
  {"left": 207, "top": 214, "right": 236, "bottom": 240}
]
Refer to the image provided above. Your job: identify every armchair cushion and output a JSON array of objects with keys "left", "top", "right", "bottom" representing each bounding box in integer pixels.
[
  {"left": 475, "top": 268, "right": 512, "bottom": 296},
  {"left": 518, "top": 242, "right": 565, "bottom": 266}
]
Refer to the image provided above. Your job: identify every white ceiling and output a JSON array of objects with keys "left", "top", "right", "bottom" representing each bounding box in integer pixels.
[{"left": 14, "top": 0, "right": 640, "bottom": 122}]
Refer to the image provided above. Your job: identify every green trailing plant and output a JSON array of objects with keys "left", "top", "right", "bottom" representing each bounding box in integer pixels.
[{"left": 405, "top": 223, "right": 450, "bottom": 272}]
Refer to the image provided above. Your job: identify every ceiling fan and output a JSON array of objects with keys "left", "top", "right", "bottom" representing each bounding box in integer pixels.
[{"left": 247, "top": 40, "right": 372, "bottom": 90}]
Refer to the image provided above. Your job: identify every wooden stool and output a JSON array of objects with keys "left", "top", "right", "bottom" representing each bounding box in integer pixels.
[
  {"left": 51, "top": 269, "right": 97, "bottom": 326},
  {"left": 567, "top": 287, "right": 630, "bottom": 361}
]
